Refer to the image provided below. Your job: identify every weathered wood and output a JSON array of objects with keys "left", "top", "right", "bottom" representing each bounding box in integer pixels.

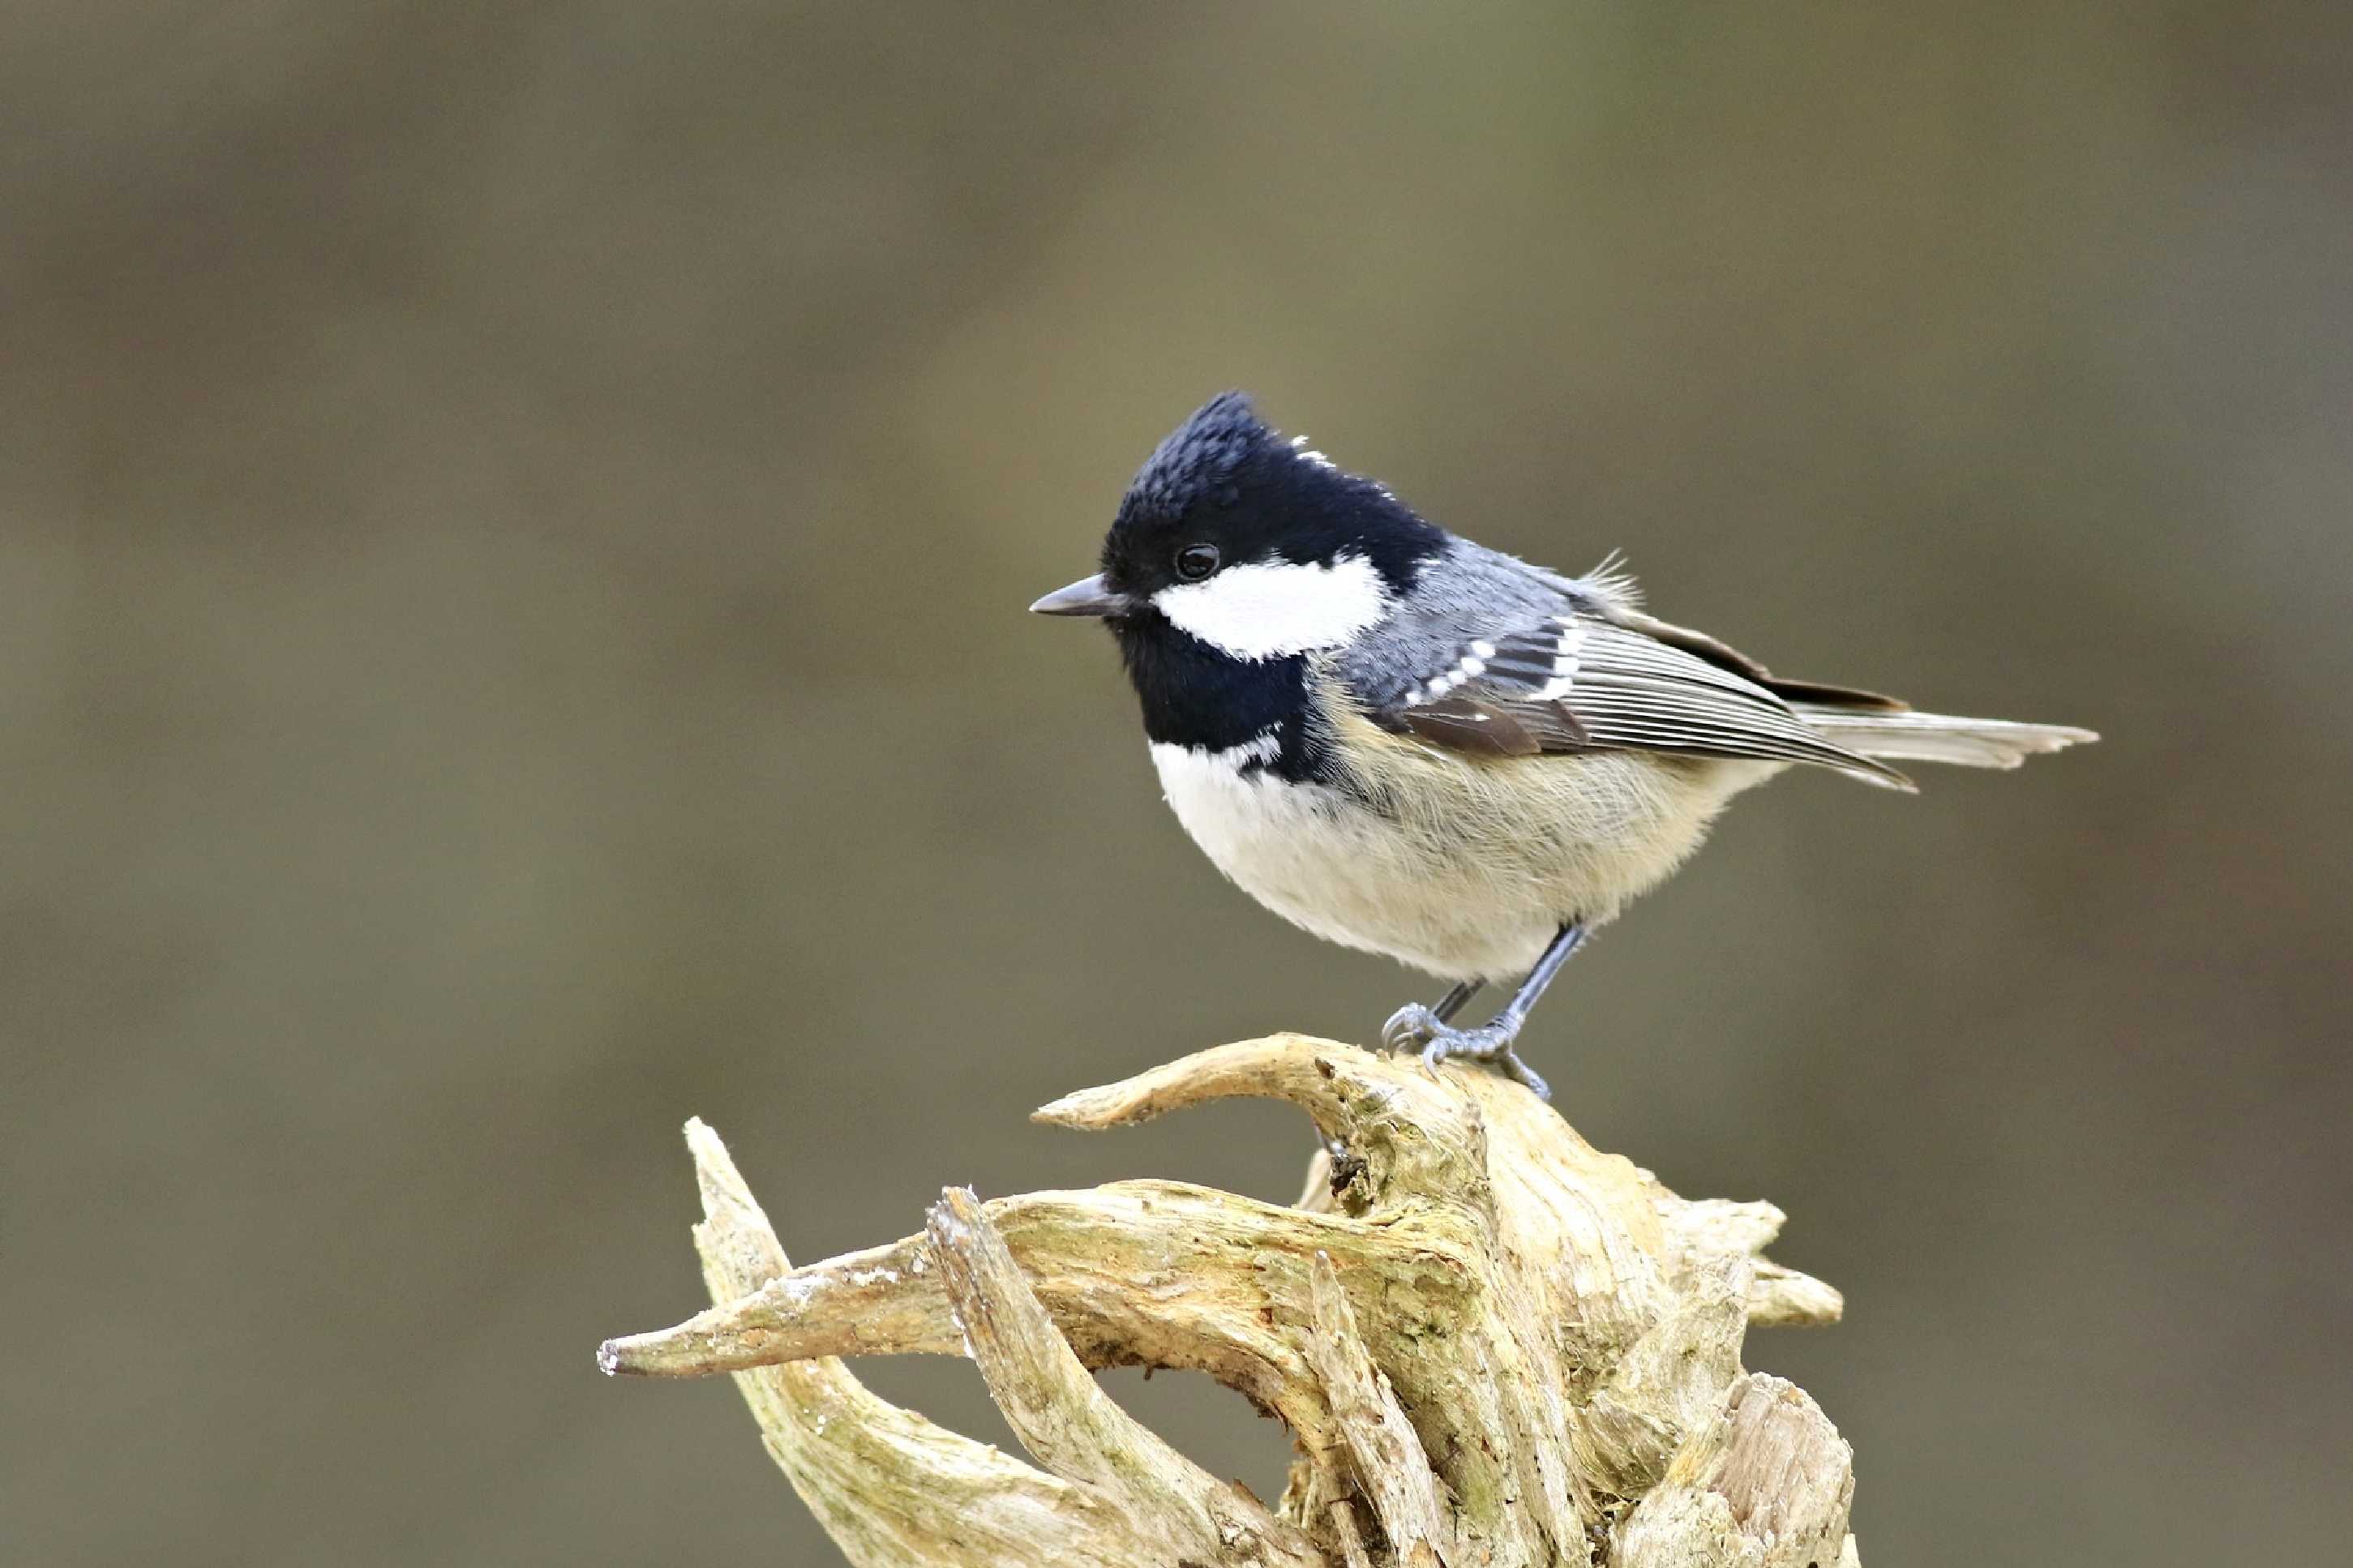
[
  {"left": 602, "top": 1035, "right": 1859, "bottom": 1566},
  {"left": 1301, "top": 1250, "right": 1454, "bottom": 1568}
]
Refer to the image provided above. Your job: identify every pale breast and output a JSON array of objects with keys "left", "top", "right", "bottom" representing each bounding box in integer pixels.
[
  {"left": 1150, "top": 714, "right": 1783, "bottom": 982},
  {"left": 1151, "top": 722, "right": 1778, "bottom": 981},
  {"left": 1151, "top": 736, "right": 1474, "bottom": 971}
]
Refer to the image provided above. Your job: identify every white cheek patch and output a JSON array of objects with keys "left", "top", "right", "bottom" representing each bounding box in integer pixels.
[{"left": 1152, "top": 553, "right": 1391, "bottom": 662}]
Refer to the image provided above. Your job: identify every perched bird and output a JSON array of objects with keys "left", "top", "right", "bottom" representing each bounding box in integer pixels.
[{"left": 1031, "top": 393, "right": 2094, "bottom": 1096}]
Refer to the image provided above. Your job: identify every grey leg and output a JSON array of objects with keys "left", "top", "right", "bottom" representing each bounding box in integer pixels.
[{"left": 1391, "top": 923, "right": 1588, "bottom": 1099}]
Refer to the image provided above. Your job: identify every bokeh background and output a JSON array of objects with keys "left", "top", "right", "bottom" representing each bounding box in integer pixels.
[{"left": 6, "top": 4, "right": 2349, "bottom": 1564}]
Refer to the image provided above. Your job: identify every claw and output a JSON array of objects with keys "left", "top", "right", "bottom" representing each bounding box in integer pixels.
[
  {"left": 1496, "top": 1051, "right": 1551, "bottom": 1101},
  {"left": 1381, "top": 1004, "right": 1442, "bottom": 1053},
  {"left": 1414, "top": 1022, "right": 1552, "bottom": 1101}
]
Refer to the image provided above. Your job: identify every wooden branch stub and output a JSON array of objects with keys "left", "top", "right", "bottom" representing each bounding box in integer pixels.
[
  {"left": 603, "top": 1039, "right": 1860, "bottom": 1567},
  {"left": 1614, "top": 1375, "right": 1858, "bottom": 1568},
  {"left": 1301, "top": 1251, "right": 1454, "bottom": 1568},
  {"left": 662, "top": 1120, "right": 1150, "bottom": 1568},
  {"left": 924, "top": 1186, "right": 1322, "bottom": 1567}
]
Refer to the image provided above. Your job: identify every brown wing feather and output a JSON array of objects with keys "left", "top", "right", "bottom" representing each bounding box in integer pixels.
[
  {"left": 1399, "top": 694, "right": 1581, "bottom": 756},
  {"left": 1397, "top": 697, "right": 1535, "bottom": 755}
]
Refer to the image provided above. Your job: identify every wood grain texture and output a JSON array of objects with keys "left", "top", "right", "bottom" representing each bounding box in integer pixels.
[{"left": 603, "top": 1037, "right": 1860, "bottom": 1566}]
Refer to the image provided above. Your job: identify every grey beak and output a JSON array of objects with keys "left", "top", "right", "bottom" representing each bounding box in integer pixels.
[{"left": 1028, "top": 572, "right": 1135, "bottom": 618}]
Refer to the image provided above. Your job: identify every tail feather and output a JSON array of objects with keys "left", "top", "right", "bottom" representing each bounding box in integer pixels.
[{"left": 1794, "top": 707, "right": 2098, "bottom": 771}]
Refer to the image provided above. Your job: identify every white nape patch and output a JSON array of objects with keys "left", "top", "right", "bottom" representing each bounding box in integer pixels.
[
  {"left": 1288, "top": 433, "right": 1338, "bottom": 471},
  {"left": 1153, "top": 552, "right": 1391, "bottom": 662}
]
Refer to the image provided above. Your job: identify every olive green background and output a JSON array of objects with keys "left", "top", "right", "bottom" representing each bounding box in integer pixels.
[{"left": 5, "top": 5, "right": 2348, "bottom": 1564}]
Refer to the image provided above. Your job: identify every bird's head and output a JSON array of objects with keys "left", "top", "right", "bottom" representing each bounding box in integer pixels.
[{"left": 1030, "top": 392, "right": 1444, "bottom": 662}]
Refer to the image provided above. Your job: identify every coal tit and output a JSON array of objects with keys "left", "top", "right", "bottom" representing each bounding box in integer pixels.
[{"left": 1032, "top": 393, "right": 2095, "bottom": 1096}]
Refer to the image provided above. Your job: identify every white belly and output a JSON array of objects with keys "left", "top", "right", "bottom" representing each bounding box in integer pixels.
[{"left": 1150, "top": 726, "right": 1779, "bottom": 982}]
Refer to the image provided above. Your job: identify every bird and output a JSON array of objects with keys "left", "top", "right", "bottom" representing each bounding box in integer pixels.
[{"left": 1031, "top": 392, "right": 2095, "bottom": 1098}]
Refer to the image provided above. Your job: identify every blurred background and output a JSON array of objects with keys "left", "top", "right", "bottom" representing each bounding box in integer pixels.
[{"left": 4, "top": 3, "right": 2348, "bottom": 1563}]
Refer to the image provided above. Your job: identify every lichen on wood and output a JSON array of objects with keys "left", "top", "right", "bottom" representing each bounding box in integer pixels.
[{"left": 600, "top": 1035, "right": 1859, "bottom": 1566}]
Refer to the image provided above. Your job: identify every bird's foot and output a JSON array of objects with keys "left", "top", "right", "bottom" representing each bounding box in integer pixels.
[
  {"left": 1380, "top": 1002, "right": 1448, "bottom": 1054},
  {"left": 1422, "top": 1024, "right": 1550, "bottom": 1099},
  {"left": 1382, "top": 1005, "right": 1550, "bottom": 1100}
]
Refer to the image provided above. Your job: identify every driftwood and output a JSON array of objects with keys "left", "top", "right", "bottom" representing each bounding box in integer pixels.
[{"left": 599, "top": 1035, "right": 1858, "bottom": 1566}]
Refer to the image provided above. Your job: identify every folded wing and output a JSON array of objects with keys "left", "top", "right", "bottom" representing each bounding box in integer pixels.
[{"left": 1379, "top": 609, "right": 1917, "bottom": 790}]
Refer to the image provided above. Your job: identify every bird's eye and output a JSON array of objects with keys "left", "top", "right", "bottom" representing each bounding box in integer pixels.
[{"left": 1175, "top": 543, "right": 1220, "bottom": 581}]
